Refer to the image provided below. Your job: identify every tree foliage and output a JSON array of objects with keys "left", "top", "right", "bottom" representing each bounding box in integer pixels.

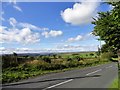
[{"left": 92, "top": 2, "right": 120, "bottom": 53}]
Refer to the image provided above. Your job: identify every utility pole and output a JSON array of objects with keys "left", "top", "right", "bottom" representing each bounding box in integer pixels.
[
  {"left": 99, "top": 39, "right": 101, "bottom": 61},
  {"left": 98, "top": 45, "right": 100, "bottom": 61}
]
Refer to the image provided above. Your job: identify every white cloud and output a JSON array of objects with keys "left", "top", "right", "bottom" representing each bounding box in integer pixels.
[
  {"left": 8, "top": 17, "right": 49, "bottom": 31},
  {"left": 13, "top": 5, "right": 22, "bottom": 12},
  {"left": 19, "top": 23, "right": 41, "bottom": 30},
  {"left": 61, "top": 0, "right": 99, "bottom": 25},
  {"left": 16, "top": 48, "right": 31, "bottom": 51},
  {"left": 0, "top": 44, "right": 99, "bottom": 54},
  {"left": 9, "top": 17, "right": 17, "bottom": 27},
  {"left": 9, "top": 0, "right": 22, "bottom": 12},
  {"left": 56, "top": 44, "right": 98, "bottom": 51},
  {"left": 67, "top": 35, "right": 83, "bottom": 42},
  {"left": 0, "top": 11, "right": 5, "bottom": 21},
  {"left": 19, "top": 23, "right": 49, "bottom": 31},
  {"left": 67, "top": 32, "right": 96, "bottom": 43},
  {"left": 0, "top": 45, "right": 98, "bottom": 54},
  {"left": 0, "top": 47, "right": 6, "bottom": 51},
  {"left": 0, "top": 26, "right": 40, "bottom": 44},
  {"left": 0, "top": 26, "right": 7, "bottom": 32},
  {"left": 42, "top": 30, "right": 63, "bottom": 38},
  {"left": 1, "top": 17, "right": 63, "bottom": 44}
]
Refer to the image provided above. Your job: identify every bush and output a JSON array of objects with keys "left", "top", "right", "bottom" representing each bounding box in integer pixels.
[
  {"left": 73, "top": 55, "right": 84, "bottom": 61},
  {"left": 89, "top": 53, "right": 94, "bottom": 56},
  {"left": 100, "top": 52, "right": 114, "bottom": 61},
  {"left": 73, "top": 55, "right": 80, "bottom": 61},
  {"left": 66, "top": 57, "right": 72, "bottom": 61},
  {"left": 26, "top": 60, "right": 50, "bottom": 70},
  {"left": 42, "top": 56, "right": 51, "bottom": 63},
  {"left": 66, "top": 60, "right": 79, "bottom": 68},
  {"left": 79, "top": 60, "right": 85, "bottom": 65}
]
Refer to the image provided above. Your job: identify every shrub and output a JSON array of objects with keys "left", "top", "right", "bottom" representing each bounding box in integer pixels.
[
  {"left": 66, "top": 57, "right": 72, "bottom": 61},
  {"left": 89, "top": 53, "right": 94, "bottom": 56},
  {"left": 100, "top": 52, "right": 114, "bottom": 61},
  {"left": 79, "top": 60, "right": 85, "bottom": 65},
  {"left": 58, "top": 55, "right": 62, "bottom": 59},
  {"left": 42, "top": 56, "right": 51, "bottom": 63},
  {"left": 73, "top": 55, "right": 80, "bottom": 61},
  {"left": 73, "top": 55, "right": 84, "bottom": 61},
  {"left": 26, "top": 60, "right": 50, "bottom": 70},
  {"left": 66, "top": 60, "right": 79, "bottom": 68}
]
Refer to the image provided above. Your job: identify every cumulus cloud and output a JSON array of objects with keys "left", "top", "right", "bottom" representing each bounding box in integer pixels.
[
  {"left": 67, "top": 32, "right": 95, "bottom": 43},
  {"left": 0, "top": 26, "right": 40, "bottom": 44},
  {"left": 61, "top": 0, "right": 99, "bottom": 25},
  {"left": 67, "top": 35, "right": 83, "bottom": 42},
  {"left": 42, "top": 30, "right": 63, "bottom": 38},
  {"left": 1, "top": 17, "right": 63, "bottom": 44}
]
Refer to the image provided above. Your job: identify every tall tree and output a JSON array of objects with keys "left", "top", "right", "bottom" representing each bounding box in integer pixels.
[{"left": 92, "top": 2, "right": 120, "bottom": 53}]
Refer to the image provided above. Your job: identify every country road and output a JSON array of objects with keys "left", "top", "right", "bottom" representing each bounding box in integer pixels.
[{"left": 2, "top": 62, "right": 118, "bottom": 89}]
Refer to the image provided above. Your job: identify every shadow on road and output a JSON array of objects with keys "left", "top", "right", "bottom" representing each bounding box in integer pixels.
[{"left": 3, "top": 75, "right": 101, "bottom": 87}]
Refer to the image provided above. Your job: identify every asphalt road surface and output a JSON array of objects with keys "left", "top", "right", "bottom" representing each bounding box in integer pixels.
[{"left": 2, "top": 62, "right": 118, "bottom": 89}]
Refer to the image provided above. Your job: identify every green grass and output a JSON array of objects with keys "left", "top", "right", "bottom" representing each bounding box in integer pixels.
[
  {"left": 2, "top": 60, "right": 109, "bottom": 84},
  {"left": 109, "top": 78, "right": 118, "bottom": 89}
]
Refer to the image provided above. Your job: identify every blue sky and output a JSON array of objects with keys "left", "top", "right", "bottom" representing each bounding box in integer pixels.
[{"left": 0, "top": 1, "right": 112, "bottom": 53}]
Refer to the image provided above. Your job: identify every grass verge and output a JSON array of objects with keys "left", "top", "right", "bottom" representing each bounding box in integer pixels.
[
  {"left": 2, "top": 61, "right": 109, "bottom": 84},
  {"left": 109, "top": 78, "right": 118, "bottom": 89}
]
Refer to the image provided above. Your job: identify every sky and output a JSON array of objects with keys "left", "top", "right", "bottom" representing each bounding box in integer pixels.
[{"left": 0, "top": 0, "right": 112, "bottom": 54}]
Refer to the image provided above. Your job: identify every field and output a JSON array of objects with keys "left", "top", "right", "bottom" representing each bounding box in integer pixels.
[{"left": 2, "top": 51, "right": 113, "bottom": 84}]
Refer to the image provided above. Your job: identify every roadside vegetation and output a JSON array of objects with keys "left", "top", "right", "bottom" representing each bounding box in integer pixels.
[
  {"left": 109, "top": 78, "right": 118, "bottom": 89},
  {"left": 2, "top": 51, "right": 114, "bottom": 84}
]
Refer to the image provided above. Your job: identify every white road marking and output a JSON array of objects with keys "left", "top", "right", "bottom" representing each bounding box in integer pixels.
[
  {"left": 86, "top": 69, "right": 102, "bottom": 76},
  {"left": 44, "top": 79, "right": 73, "bottom": 89},
  {"left": 106, "top": 65, "right": 113, "bottom": 69}
]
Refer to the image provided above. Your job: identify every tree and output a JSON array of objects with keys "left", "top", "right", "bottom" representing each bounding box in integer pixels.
[
  {"left": 92, "top": 2, "right": 120, "bottom": 53},
  {"left": 53, "top": 54, "right": 57, "bottom": 59}
]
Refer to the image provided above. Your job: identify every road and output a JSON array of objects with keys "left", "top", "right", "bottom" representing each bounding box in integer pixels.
[{"left": 2, "top": 62, "right": 118, "bottom": 89}]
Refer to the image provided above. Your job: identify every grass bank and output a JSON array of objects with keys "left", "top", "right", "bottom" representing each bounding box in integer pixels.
[
  {"left": 2, "top": 52, "right": 113, "bottom": 84},
  {"left": 109, "top": 78, "right": 118, "bottom": 89},
  {"left": 2, "top": 60, "right": 109, "bottom": 84}
]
